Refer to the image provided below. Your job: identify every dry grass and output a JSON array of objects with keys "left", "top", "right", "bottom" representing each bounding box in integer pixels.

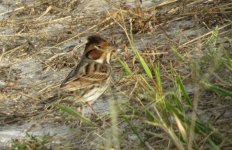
[{"left": 0, "top": 0, "right": 232, "bottom": 149}]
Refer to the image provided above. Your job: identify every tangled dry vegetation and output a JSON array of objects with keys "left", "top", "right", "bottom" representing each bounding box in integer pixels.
[{"left": 0, "top": 0, "right": 232, "bottom": 149}]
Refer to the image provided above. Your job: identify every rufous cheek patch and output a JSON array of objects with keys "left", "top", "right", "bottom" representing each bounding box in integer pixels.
[{"left": 87, "top": 49, "right": 103, "bottom": 60}]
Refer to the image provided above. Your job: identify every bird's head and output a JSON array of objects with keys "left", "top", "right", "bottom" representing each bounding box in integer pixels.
[{"left": 84, "top": 35, "right": 114, "bottom": 64}]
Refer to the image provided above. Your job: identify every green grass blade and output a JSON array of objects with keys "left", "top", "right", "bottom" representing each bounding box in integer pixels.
[
  {"left": 221, "top": 52, "right": 232, "bottom": 70},
  {"left": 128, "top": 18, "right": 153, "bottom": 79},
  {"left": 136, "top": 51, "right": 153, "bottom": 79},
  {"left": 176, "top": 75, "right": 192, "bottom": 106},
  {"left": 171, "top": 46, "right": 184, "bottom": 61},
  {"left": 169, "top": 93, "right": 184, "bottom": 112},
  {"left": 153, "top": 63, "right": 162, "bottom": 92},
  {"left": 208, "top": 139, "right": 220, "bottom": 150},
  {"left": 56, "top": 104, "right": 96, "bottom": 126},
  {"left": 117, "top": 57, "right": 132, "bottom": 75},
  {"left": 144, "top": 108, "right": 159, "bottom": 123},
  {"left": 204, "top": 82, "right": 232, "bottom": 97}
]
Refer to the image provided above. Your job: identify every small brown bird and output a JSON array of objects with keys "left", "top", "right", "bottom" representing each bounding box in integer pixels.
[
  {"left": 59, "top": 35, "right": 113, "bottom": 104},
  {"left": 40, "top": 35, "right": 114, "bottom": 109}
]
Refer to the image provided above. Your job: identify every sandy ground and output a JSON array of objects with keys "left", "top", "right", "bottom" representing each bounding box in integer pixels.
[{"left": 0, "top": 0, "right": 231, "bottom": 149}]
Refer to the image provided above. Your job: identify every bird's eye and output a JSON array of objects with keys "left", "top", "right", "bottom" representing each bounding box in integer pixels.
[{"left": 97, "top": 45, "right": 102, "bottom": 49}]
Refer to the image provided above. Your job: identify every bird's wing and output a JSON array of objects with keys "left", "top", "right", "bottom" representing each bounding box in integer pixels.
[
  {"left": 60, "top": 61, "right": 111, "bottom": 92},
  {"left": 60, "top": 58, "right": 85, "bottom": 88}
]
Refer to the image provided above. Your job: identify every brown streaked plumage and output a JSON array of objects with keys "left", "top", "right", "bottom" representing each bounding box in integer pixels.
[{"left": 58, "top": 35, "right": 113, "bottom": 104}]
